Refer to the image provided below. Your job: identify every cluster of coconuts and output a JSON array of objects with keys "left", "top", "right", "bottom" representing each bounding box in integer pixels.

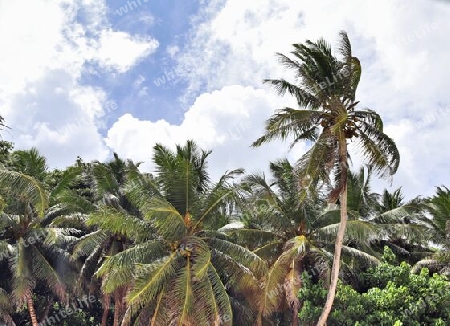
[{"left": 319, "top": 115, "right": 359, "bottom": 139}]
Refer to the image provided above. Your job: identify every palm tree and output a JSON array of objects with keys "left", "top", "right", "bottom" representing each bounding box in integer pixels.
[
  {"left": 96, "top": 141, "right": 266, "bottom": 325},
  {"left": 411, "top": 186, "right": 450, "bottom": 275},
  {"left": 69, "top": 154, "right": 142, "bottom": 326},
  {"left": 0, "top": 169, "right": 74, "bottom": 326},
  {"left": 231, "top": 160, "right": 381, "bottom": 326},
  {"left": 252, "top": 31, "right": 400, "bottom": 325},
  {"left": 364, "top": 187, "right": 433, "bottom": 265},
  {"left": 6, "top": 148, "right": 48, "bottom": 182}
]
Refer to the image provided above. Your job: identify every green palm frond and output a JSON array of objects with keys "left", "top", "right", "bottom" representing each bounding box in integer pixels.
[
  {"left": 316, "top": 220, "right": 380, "bottom": 244},
  {"left": 72, "top": 229, "right": 109, "bottom": 259},
  {"left": 87, "top": 207, "right": 152, "bottom": 242},
  {"left": 260, "top": 235, "right": 307, "bottom": 316},
  {"left": 153, "top": 143, "right": 200, "bottom": 215},
  {"left": 208, "top": 238, "right": 267, "bottom": 278},
  {"left": 206, "top": 263, "right": 233, "bottom": 326},
  {"left": 140, "top": 197, "right": 187, "bottom": 242},
  {"left": 223, "top": 229, "right": 278, "bottom": 249},
  {"left": 96, "top": 241, "right": 167, "bottom": 293},
  {"left": 37, "top": 227, "right": 80, "bottom": 246},
  {"left": 193, "top": 181, "right": 236, "bottom": 231},
  {"left": 76, "top": 243, "right": 104, "bottom": 294},
  {"left": 211, "top": 249, "right": 261, "bottom": 297},
  {"left": 295, "top": 130, "right": 337, "bottom": 197},
  {"left": 183, "top": 237, "right": 210, "bottom": 280},
  {"left": 426, "top": 186, "right": 450, "bottom": 235},
  {"left": 10, "top": 238, "right": 35, "bottom": 305},
  {"left": 8, "top": 148, "right": 48, "bottom": 181},
  {"left": 0, "top": 170, "right": 48, "bottom": 217},
  {"left": 91, "top": 163, "right": 120, "bottom": 198},
  {"left": 51, "top": 189, "right": 95, "bottom": 214},
  {"left": 341, "top": 245, "right": 379, "bottom": 266},
  {"left": 127, "top": 253, "right": 182, "bottom": 310},
  {"left": 148, "top": 286, "right": 171, "bottom": 326},
  {"left": 253, "top": 241, "right": 284, "bottom": 262},
  {"left": 171, "top": 260, "right": 195, "bottom": 325},
  {"left": 252, "top": 108, "right": 320, "bottom": 147},
  {"left": 356, "top": 118, "right": 400, "bottom": 178},
  {"left": 262, "top": 78, "right": 320, "bottom": 109},
  {"left": 49, "top": 166, "right": 82, "bottom": 200},
  {"left": 31, "top": 245, "right": 67, "bottom": 302}
]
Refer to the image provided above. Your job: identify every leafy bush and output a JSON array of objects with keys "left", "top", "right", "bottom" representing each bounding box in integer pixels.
[{"left": 298, "top": 247, "right": 450, "bottom": 325}]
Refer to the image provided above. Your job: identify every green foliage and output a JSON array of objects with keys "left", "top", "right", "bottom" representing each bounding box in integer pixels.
[{"left": 298, "top": 247, "right": 450, "bottom": 325}]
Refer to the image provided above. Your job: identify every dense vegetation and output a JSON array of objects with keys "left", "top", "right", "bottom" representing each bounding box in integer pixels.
[{"left": 0, "top": 32, "right": 448, "bottom": 326}]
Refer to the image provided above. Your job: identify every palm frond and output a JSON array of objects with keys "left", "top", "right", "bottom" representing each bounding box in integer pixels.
[
  {"left": 87, "top": 207, "right": 152, "bottom": 242},
  {"left": 260, "top": 236, "right": 307, "bottom": 316},
  {"left": 208, "top": 238, "right": 267, "bottom": 278},
  {"left": 97, "top": 241, "right": 167, "bottom": 293},
  {"left": 50, "top": 166, "right": 82, "bottom": 200},
  {"left": 72, "top": 230, "right": 110, "bottom": 259},
  {"left": 126, "top": 253, "right": 182, "bottom": 310},
  {"left": 31, "top": 245, "right": 68, "bottom": 302},
  {"left": 355, "top": 118, "right": 400, "bottom": 178},
  {"left": 252, "top": 108, "right": 320, "bottom": 148},
  {"left": 0, "top": 170, "right": 48, "bottom": 217}
]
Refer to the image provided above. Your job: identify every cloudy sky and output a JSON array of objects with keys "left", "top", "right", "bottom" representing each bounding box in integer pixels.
[{"left": 1, "top": 0, "right": 449, "bottom": 199}]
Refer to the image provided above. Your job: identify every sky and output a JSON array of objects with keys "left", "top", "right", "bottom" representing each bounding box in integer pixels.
[{"left": 0, "top": 0, "right": 449, "bottom": 199}]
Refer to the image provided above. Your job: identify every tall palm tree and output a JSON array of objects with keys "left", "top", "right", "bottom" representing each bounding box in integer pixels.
[
  {"left": 232, "top": 160, "right": 381, "bottom": 326},
  {"left": 96, "top": 141, "right": 266, "bottom": 325},
  {"left": 252, "top": 31, "right": 400, "bottom": 325},
  {"left": 70, "top": 154, "right": 142, "bottom": 326}
]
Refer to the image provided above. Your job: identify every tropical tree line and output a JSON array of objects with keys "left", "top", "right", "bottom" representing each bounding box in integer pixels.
[{"left": 0, "top": 31, "right": 448, "bottom": 325}]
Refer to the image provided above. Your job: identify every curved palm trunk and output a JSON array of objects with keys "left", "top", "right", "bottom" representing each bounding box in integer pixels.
[
  {"left": 27, "top": 294, "right": 39, "bottom": 326},
  {"left": 317, "top": 140, "right": 348, "bottom": 326}
]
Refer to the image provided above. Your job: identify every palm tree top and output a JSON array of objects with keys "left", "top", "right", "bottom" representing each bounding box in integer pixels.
[{"left": 253, "top": 31, "right": 399, "bottom": 183}]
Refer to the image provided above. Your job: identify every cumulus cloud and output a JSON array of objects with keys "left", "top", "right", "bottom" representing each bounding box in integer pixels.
[
  {"left": 162, "top": 0, "right": 450, "bottom": 198},
  {"left": 2, "top": 0, "right": 449, "bottom": 200},
  {"left": 95, "top": 30, "right": 159, "bottom": 72},
  {"left": 0, "top": 0, "right": 158, "bottom": 167},
  {"left": 105, "top": 85, "right": 304, "bottom": 180}
]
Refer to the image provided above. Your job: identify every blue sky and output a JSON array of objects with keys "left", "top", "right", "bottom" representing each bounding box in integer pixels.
[{"left": 1, "top": 0, "right": 449, "bottom": 199}]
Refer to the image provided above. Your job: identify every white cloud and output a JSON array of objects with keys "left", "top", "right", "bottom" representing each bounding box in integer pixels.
[
  {"left": 2, "top": 0, "right": 449, "bottom": 201},
  {"left": 0, "top": 0, "right": 158, "bottom": 168},
  {"left": 105, "top": 85, "right": 304, "bottom": 180},
  {"left": 95, "top": 30, "right": 159, "bottom": 73},
  {"left": 165, "top": 0, "right": 450, "bottom": 198}
]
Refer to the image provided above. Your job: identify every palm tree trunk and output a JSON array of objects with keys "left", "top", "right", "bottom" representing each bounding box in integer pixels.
[
  {"left": 26, "top": 294, "right": 39, "bottom": 326},
  {"left": 317, "top": 140, "right": 348, "bottom": 326},
  {"left": 102, "top": 295, "right": 110, "bottom": 326},
  {"left": 102, "top": 309, "right": 109, "bottom": 326},
  {"left": 113, "top": 286, "right": 126, "bottom": 326},
  {"left": 291, "top": 259, "right": 304, "bottom": 326}
]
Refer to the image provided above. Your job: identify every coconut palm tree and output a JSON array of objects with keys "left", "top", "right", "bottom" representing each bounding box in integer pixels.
[
  {"left": 69, "top": 154, "right": 144, "bottom": 326},
  {"left": 95, "top": 141, "right": 266, "bottom": 325},
  {"left": 231, "top": 160, "right": 381, "bottom": 326},
  {"left": 252, "top": 31, "right": 400, "bottom": 324},
  {"left": 411, "top": 186, "right": 450, "bottom": 275},
  {"left": 0, "top": 169, "right": 76, "bottom": 326},
  {"left": 363, "top": 186, "right": 433, "bottom": 265}
]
